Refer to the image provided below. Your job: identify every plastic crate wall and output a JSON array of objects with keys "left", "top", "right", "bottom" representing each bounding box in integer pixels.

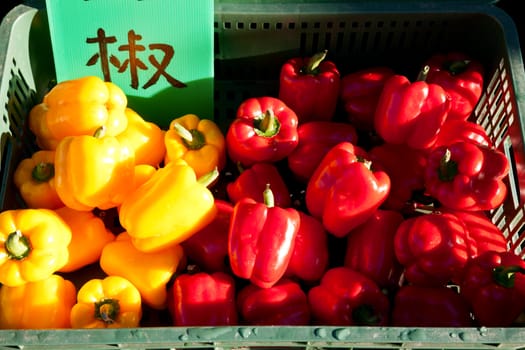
[{"left": 1, "top": 1, "right": 525, "bottom": 349}]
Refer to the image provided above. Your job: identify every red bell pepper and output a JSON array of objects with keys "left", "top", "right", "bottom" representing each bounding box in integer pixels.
[
  {"left": 340, "top": 66, "right": 395, "bottom": 131},
  {"left": 432, "top": 119, "right": 492, "bottom": 149},
  {"left": 424, "top": 51, "right": 484, "bottom": 121},
  {"left": 374, "top": 66, "right": 450, "bottom": 150},
  {"left": 444, "top": 209, "right": 507, "bottom": 256},
  {"left": 226, "top": 96, "right": 299, "bottom": 167},
  {"left": 368, "top": 143, "right": 427, "bottom": 211},
  {"left": 459, "top": 250, "right": 525, "bottom": 327},
  {"left": 169, "top": 271, "right": 238, "bottom": 326},
  {"left": 278, "top": 50, "right": 340, "bottom": 123},
  {"left": 226, "top": 162, "right": 291, "bottom": 208},
  {"left": 424, "top": 141, "right": 510, "bottom": 211},
  {"left": 287, "top": 121, "right": 358, "bottom": 183},
  {"left": 394, "top": 211, "right": 476, "bottom": 286},
  {"left": 284, "top": 211, "right": 329, "bottom": 283},
  {"left": 344, "top": 209, "right": 404, "bottom": 291},
  {"left": 308, "top": 266, "right": 390, "bottom": 326},
  {"left": 228, "top": 185, "right": 300, "bottom": 288},
  {"left": 305, "top": 141, "right": 390, "bottom": 237},
  {"left": 391, "top": 285, "right": 473, "bottom": 327},
  {"left": 180, "top": 199, "right": 233, "bottom": 272},
  {"left": 237, "top": 278, "right": 310, "bottom": 325}
]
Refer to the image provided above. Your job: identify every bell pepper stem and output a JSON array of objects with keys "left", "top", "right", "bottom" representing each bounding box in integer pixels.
[
  {"left": 172, "top": 122, "right": 193, "bottom": 143},
  {"left": 198, "top": 167, "right": 219, "bottom": 188},
  {"left": 493, "top": 265, "right": 525, "bottom": 288},
  {"left": 255, "top": 110, "right": 281, "bottom": 137},
  {"left": 5, "top": 230, "right": 31, "bottom": 260},
  {"left": 303, "top": 49, "right": 328, "bottom": 75},
  {"left": 32, "top": 162, "right": 55, "bottom": 182},
  {"left": 93, "top": 126, "right": 106, "bottom": 138},
  {"left": 444, "top": 60, "right": 471, "bottom": 75},
  {"left": 438, "top": 148, "right": 458, "bottom": 182},
  {"left": 417, "top": 65, "right": 430, "bottom": 82},
  {"left": 263, "top": 183, "right": 275, "bottom": 208},
  {"left": 95, "top": 298, "right": 120, "bottom": 324},
  {"left": 352, "top": 304, "right": 381, "bottom": 326}
]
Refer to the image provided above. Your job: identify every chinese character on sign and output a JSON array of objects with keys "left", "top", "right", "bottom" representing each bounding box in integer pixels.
[{"left": 86, "top": 28, "right": 187, "bottom": 90}]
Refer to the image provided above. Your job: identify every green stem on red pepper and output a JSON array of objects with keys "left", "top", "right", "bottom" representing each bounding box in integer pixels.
[
  {"left": 416, "top": 65, "right": 430, "bottom": 81},
  {"left": 438, "top": 148, "right": 458, "bottom": 182},
  {"left": 254, "top": 110, "right": 281, "bottom": 138},
  {"left": 301, "top": 49, "right": 328, "bottom": 75},
  {"left": 493, "top": 265, "right": 525, "bottom": 288}
]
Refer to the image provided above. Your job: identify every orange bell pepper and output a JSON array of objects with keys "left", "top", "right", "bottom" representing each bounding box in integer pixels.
[
  {"left": 100, "top": 232, "right": 184, "bottom": 310},
  {"left": 70, "top": 275, "right": 142, "bottom": 328},
  {"left": 119, "top": 159, "right": 217, "bottom": 252},
  {"left": 13, "top": 150, "right": 64, "bottom": 209},
  {"left": 117, "top": 108, "right": 166, "bottom": 167},
  {"left": 0, "top": 274, "right": 76, "bottom": 329},
  {"left": 164, "top": 114, "right": 226, "bottom": 178},
  {"left": 0, "top": 208, "right": 71, "bottom": 287},
  {"left": 54, "top": 127, "right": 135, "bottom": 211},
  {"left": 28, "top": 76, "right": 128, "bottom": 149},
  {"left": 54, "top": 206, "right": 115, "bottom": 273}
]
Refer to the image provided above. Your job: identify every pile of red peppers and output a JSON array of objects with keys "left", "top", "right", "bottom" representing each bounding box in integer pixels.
[{"left": 168, "top": 50, "right": 525, "bottom": 328}]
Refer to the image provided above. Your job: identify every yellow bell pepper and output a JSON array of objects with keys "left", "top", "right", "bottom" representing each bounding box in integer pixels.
[
  {"left": 0, "top": 274, "right": 76, "bottom": 329},
  {"left": 13, "top": 150, "right": 64, "bottom": 209},
  {"left": 54, "top": 206, "right": 116, "bottom": 273},
  {"left": 54, "top": 127, "right": 135, "bottom": 211},
  {"left": 100, "top": 232, "right": 184, "bottom": 310},
  {"left": 28, "top": 76, "right": 128, "bottom": 149},
  {"left": 164, "top": 114, "right": 226, "bottom": 178},
  {"left": 0, "top": 208, "right": 71, "bottom": 287},
  {"left": 70, "top": 275, "right": 142, "bottom": 328},
  {"left": 119, "top": 159, "right": 218, "bottom": 252},
  {"left": 117, "top": 108, "right": 166, "bottom": 167}
]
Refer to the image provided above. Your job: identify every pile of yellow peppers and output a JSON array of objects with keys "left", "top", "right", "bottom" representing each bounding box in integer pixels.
[{"left": 1, "top": 75, "right": 227, "bottom": 329}]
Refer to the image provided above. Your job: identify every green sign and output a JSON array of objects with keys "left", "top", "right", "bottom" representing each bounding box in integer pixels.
[{"left": 45, "top": 0, "right": 214, "bottom": 128}]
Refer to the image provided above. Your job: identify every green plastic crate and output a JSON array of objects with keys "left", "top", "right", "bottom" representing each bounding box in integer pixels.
[{"left": 2, "top": 0, "right": 525, "bottom": 349}]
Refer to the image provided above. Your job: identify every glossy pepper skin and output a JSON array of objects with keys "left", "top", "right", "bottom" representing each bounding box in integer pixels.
[
  {"left": 459, "top": 250, "right": 525, "bottom": 327},
  {"left": 424, "top": 52, "right": 484, "bottom": 121},
  {"left": 391, "top": 285, "right": 473, "bottom": 327},
  {"left": 13, "top": 150, "right": 64, "bottom": 209},
  {"left": 340, "top": 66, "right": 395, "bottom": 131},
  {"left": 279, "top": 50, "right": 340, "bottom": 123},
  {"left": 0, "top": 209, "right": 71, "bottom": 287},
  {"left": 28, "top": 76, "right": 128, "bottom": 150},
  {"left": 368, "top": 143, "right": 427, "bottom": 211},
  {"left": 308, "top": 266, "right": 390, "bottom": 326},
  {"left": 237, "top": 278, "right": 310, "bottom": 325},
  {"left": 285, "top": 211, "right": 329, "bottom": 283},
  {"left": 445, "top": 209, "right": 507, "bottom": 255},
  {"left": 116, "top": 107, "right": 166, "bottom": 167},
  {"left": 227, "top": 162, "right": 291, "bottom": 208},
  {"left": 394, "top": 212, "right": 476, "bottom": 286},
  {"left": 55, "top": 206, "right": 115, "bottom": 273},
  {"left": 181, "top": 199, "right": 232, "bottom": 272},
  {"left": 306, "top": 141, "right": 390, "bottom": 237},
  {"left": 287, "top": 121, "right": 358, "bottom": 183},
  {"left": 344, "top": 209, "right": 404, "bottom": 290},
  {"left": 424, "top": 141, "right": 510, "bottom": 211},
  {"left": 54, "top": 127, "right": 135, "bottom": 211},
  {"left": 164, "top": 113, "right": 226, "bottom": 178},
  {"left": 119, "top": 159, "right": 217, "bottom": 253},
  {"left": 169, "top": 271, "right": 238, "bottom": 326},
  {"left": 226, "top": 96, "right": 299, "bottom": 167},
  {"left": 70, "top": 275, "right": 142, "bottom": 328},
  {"left": 0, "top": 274, "right": 76, "bottom": 329},
  {"left": 100, "top": 232, "right": 184, "bottom": 310},
  {"left": 432, "top": 118, "right": 492, "bottom": 149},
  {"left": 374, "top": 67, "right": 450, "bottom": 150},
  {"left": 228, "top": 185, "right": 300, "bottom": 288}
]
